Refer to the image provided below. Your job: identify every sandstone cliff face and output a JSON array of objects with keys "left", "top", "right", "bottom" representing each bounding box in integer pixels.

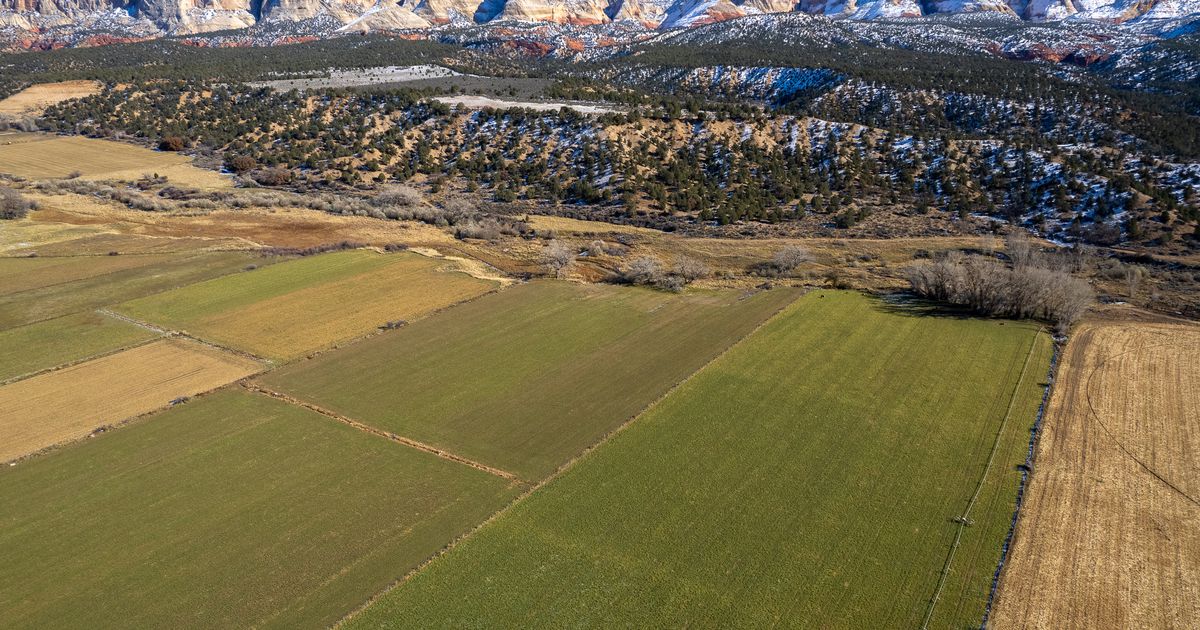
[
  {"left": 398, "top": 0, "right": 487, "bottom": 23},
  {"left": 498, "top": 0, "right": 610, "bottom": 23},
  {"left": 136, "top": 0, "right": 256, "bottom": 33},
  {"left": 0, "top": 0, "right": 1196, "bottom": 37}
]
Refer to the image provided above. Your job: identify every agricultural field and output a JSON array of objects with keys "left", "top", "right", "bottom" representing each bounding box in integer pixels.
[
  {"left": 344, "top": 291, "right": 1054, "bottom": 628},
  {"left": 0, "top": 134, "right": 230, "bottom": 188},
  {"left": 0, "top": 311, "right": 157, "bottom": 382},
  {"left": 0, "top": 251, "right": 259, "bottom": 329},
  {"left": 0, "top": 338, "right": 261, "bottom": 462},
  {"left": 992, "top": 318, "right": 1200, "bottom": 628},
  {"left": 116, "top": 249, "right": 497, "bottom": 361},
  {"left": 261, "top": 281, "right": 800, "bottom": 481},
  {"left": 0, "top": 388, "right": 520, "bottom": 629},
  {"left": 0, "top": 81, "right": 102, "bottom": 117}
]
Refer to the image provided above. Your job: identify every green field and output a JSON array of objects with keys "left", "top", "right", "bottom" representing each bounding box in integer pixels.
[
  {"left": 0, "top": 311, "right": 157, "bottom": 382},
  {"left": 0, "top": 388, "right": 519, "bottom": 629},
  {"left": 346, "top": 291, "right": 1054, "bottom": 629},
  {"left": 0, "top": 252, "right": 258, "bottom": 329},
  {"left": 261, "top": 281, "right": 800, "bottom": 481},
  {"left": 116, "top": 250, "right": 496, "bottom": 360}
]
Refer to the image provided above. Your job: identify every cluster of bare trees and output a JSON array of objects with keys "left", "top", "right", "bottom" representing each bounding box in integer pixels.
[
  {"left": 906, "top": 234, "right": 1093, "bottom": 331},
  {"left": 0, "top": 187, "right": 35, "bottom": 219}
]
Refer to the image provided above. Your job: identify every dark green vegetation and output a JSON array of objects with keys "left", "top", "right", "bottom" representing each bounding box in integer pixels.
[
  {"left": 41, "top": 78, "right": 1197, "bottom": 246},
  {"left": 345, "top": 291, "right": 1054, "bottom": 629},
  {"left": 0, "top": 311, "right": 156, "bottom": 381},
  {"left": 0, "top": 252, "right": 259, "bottom": 329},
  {"left": 0, "top": 389, "right": 519, "bottom": 629},
  {"left": 261, "top": 281, "right": 799, "bottom": 481},
  {"left": 0, "top": 37, "right": 467, "bottom": 99}
]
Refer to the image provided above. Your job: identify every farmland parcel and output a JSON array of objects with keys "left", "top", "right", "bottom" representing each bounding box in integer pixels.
[
  {"left": 346, "top": 291, "right": 1053, "bottom": 629},
  {"left": 0, "top": 389, "right": 520, "bottom": 629},
  {"left": 261, "top": 281, "right": 800, "bottom": 481},
  {"left": 116, "top": 249, "right": 495, "bottom": 361},
  {"left": 0, "top": 311, "right": 156, "bottom": 382},
  {"left": 0, "top": 251, "right": 257, "bottom": 329},
  {"left": 0, "top": 338, "right": 262, "bottom": 462},
  {"left": 992, "top": 320, "right": 1200, "bottom": 628},
  {"left": 0, "top": 134, "right": 230, "bottom": 188}
]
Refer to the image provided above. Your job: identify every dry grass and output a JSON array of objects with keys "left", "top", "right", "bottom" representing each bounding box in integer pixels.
[
  {"left": 992, "top": 317, "right": 1200, "bottom": 629},
  {"left": 0, "top": 135, "right": 230, "bottom": 189},
  {"left": 0, "top": 338, "right": 262, "bottom": 462},
  {"left": 526, "top": 213, "right": 984, "bottom": 288},
  {"left": 0, "top": 254, "right": 176, "bottom": 297},
  {"left": 0, "top": 81, "right": 101, "bottom": 117},
  {"left": 23, "top": 194, "right": 457, "bottom": 250}
]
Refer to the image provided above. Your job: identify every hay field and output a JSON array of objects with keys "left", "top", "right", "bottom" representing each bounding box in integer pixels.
[
  {"left": 0, "top": 81, "right": 101, "bottom": 116},
  {"left": 0, "top": 338, "right": 261, "bottom": 462},
  {"left": 0, "top": 312, "right": 157, "bottom": 382},
  {"left": 345, "top": 291, "right": 1053, "bottom": 629},
  {"left": 0, "top": 134, "right": 230, "bottom": 188},
  {"left": 0, "top": 251, "right": 257, "bottom": 329},
  {"left": 0, "top": 389, "right": 519, "bottom": 629},
  {"left": 992, "top": 320, "right": 1200, "bottom": 629},
  {"left": 263, "top": 281, "right": 801, "bottom": 481},
  {"left": 117, "top": 250, "right": 497, "bottom": 360}
]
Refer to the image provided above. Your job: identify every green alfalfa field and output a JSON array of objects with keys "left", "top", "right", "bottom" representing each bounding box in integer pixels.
[
  {"left": 260, "top": 280, "right": 802, "bottom": 481},
  {"left": 0, "top": 388, "right": 520, "bottom": 629},
  {"left": 345, "top": 290, "right": 1054, "bottom": 629}
]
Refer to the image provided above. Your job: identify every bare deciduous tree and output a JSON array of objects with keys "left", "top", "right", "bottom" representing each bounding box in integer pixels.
[
  {"left": 623, "top": 256, "right": 666, "bottom": 286},
  {"left": 1005, "top": 232, "right": 1038, "bottom": 269},
  {"left": 673, "top": 256, "right": 710, "bottom": 283},
  {"left": 1124, "top": 264, "right": 1147, "bottom": 298},
  {"left": 772, "top": 245, "right": 812, "bottom": 273},
  {"left": 0, "top": 187, "right": 36, "bottom": 220},
  {"left": 905, "top": 251, "right": 1093, "bottom": 332},
  {"left": 542, "top": 240, "right": 576, "bottom": 278}
]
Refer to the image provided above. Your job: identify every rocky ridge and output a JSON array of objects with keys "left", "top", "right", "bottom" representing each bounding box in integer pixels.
[{"left": 1, "top": 0, "right": 1196, "bottom": 39}]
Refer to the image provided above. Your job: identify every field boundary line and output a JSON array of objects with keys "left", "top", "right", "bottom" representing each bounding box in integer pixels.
[
  {"left": 97, "top": 308, "right": 271, "bottom": 364},
  {"left": 0, "top": 335, "right": 165, "bottom": 387},
  {"left": 980, "top": 334, "right": 1062, "bottom": 628},
  {"left": 921, "top": 330, "right": 1040, "bottom": 630},
  {"left": 330, "top": 286, "right": 805, "bottom": 629},
  {"left": 243, "top": 383, "right": 520, "bottom": 482}
]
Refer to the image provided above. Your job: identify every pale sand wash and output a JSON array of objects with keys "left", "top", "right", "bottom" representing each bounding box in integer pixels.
[
  {"left": 992, "top": 321, "right": 1200, "bottom": 629},
  {"left": 0, "top": 338, "right": 262, "bottom": 462}
]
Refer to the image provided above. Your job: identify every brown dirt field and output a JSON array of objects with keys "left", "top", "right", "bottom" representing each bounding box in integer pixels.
[
  {"left": 0, "top": 81, "right": 102, "bottom": 117},
  {"left": 0, "top": 337, "right": 262, "bottom": 463},
  {"left": 991, "top": 319, "right": 1200, "bottom": 629},
  {"left": 0, "top": 135, "right": 230, "bottom": 189}
]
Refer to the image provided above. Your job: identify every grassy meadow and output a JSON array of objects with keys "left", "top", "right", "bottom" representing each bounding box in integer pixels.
[
  {"left": 261, "top": 281, "right": 800, "bottom": 481},
  {"left": 345, "top": 291, "right": 1053, "bottom": 629},
  {"left": 116, "top": 250, "right": 495, "bottom": 360},
  {"left": 0, "top": 389, "right": 520, "bottom": 629}
]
